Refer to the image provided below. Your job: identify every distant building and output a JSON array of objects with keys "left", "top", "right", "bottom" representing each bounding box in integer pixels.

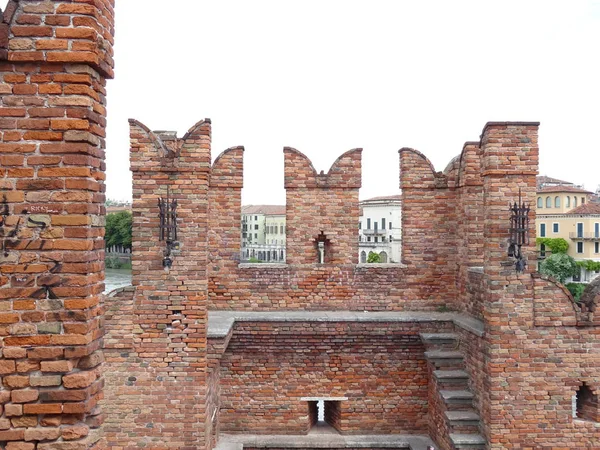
[
  {"left": 358, "top": 195, "right": 402, "bottom": 263},
  {"left": 536, "top": 177, "right": 599, "bottom": 282},
  {"left": 241, "top": 205, "right": 286, "bottom": 262},
  {"left": 106, "top": 202, "right": 132, "bottom": 214}
]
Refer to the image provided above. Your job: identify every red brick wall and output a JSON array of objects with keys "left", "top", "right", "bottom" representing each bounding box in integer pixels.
[
  {"left": 207, "top": 146, "right": 463, "bottom": 311},
  {"left": 218, "top": 322, "right": 449, "bottom": 435},
  {"left": 284, "top": 148, "right": 362, "bottom": 265},
  {"left": 102, "top": 119, "right": 212, "bottom": 448},
  {"left": 454, "top": 143, "right": 485, "bottom": 319},
  {"left": 0, "top": 1, "right": 113, "bottom": 447},
  {"left": 399, "top": 148, "right": 459, "bottom": 308}
]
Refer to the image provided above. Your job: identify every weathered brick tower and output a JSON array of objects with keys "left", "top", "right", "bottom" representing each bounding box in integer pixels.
[{"left": 0, "top": 0, "right": 114, "bottom": 447}]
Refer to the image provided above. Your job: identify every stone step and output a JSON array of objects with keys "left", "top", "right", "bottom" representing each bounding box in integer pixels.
[
  {"left": 450, "top": 433, "right": 486, "bottom": 449},
  {"left": 420, "top": 332, "right": 459, "bottom": 346},
  {"left": 440, "top": 390, "right": 474, "bottom": 405},
  {"left": 433, "top": 370, "right": 469, "bottom": 385},
  {"left": 445, "top": 410, "right": 481, "bottom": 425},
  {"left": 424, "top": 350, "right": 464, "bottom": 360}
]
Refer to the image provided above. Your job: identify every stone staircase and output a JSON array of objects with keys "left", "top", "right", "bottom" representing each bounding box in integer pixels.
[{"left": 421, "top": 333, "right": 486, "bottom": 450}]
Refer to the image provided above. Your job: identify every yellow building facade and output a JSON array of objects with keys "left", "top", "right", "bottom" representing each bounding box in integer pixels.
[{"left": 536, "top": 181, "right": 600, "bottom": 282}]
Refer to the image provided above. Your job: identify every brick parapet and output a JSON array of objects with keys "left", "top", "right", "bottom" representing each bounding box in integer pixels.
[
  {"left": 284, "top": 148, "right": 361, "bottom": 265},
  {"left": 123, "top": 118, "right": 211, "bottom": 447},
  {"left": 0, "top": 1, "right": 114, "bottom": 447},
  {"left": 208, "top": 146, "right": 244, "bottom": 279},
  {"left": 399, "top": 148, "right": 458, "bottom": 304}
]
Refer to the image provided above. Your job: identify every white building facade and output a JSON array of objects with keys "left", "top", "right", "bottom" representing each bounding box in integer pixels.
[
  {"left": 358, "top": 195, "right": 402, "bottom": 264},
  {"left": 241, "top": 205, "right": 286, "bottom": 262}
]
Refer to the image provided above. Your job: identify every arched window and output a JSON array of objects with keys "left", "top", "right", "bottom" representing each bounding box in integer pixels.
[
  {"left": 546, "top": 196, "right": 552, "bottom": 208},
  {"left": 537, "top": 197, "right": 543, "bottom": 208},
  {"left": 574, "top": 197, "right": 578, "bottom": 207},
  {"left": 360, "top": 251, "right": 367, "bottom": 263},
  {"left": 566, "top": 196, "right": 571, "bottom": 207},
  {"left": 379, "top": 251, "right": 388, "bottom": 263},
  {"left": 555, "top": 196, "right": 560, "bottom": 208}
]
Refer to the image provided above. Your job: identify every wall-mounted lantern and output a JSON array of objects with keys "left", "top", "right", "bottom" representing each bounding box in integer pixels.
[
  {"left": 508, "top": 190, "right": 530, "bottom": 273},
  {"left": 158, "top": 187, "right": 179, "bottom": 271}
]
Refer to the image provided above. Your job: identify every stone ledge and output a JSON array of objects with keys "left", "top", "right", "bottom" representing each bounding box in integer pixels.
[
  {"left": 216, "top": 433, "right": 436, "bottom": 450},
  {"left": 208, "top": 310, "right": 484, "bottom": 339}
]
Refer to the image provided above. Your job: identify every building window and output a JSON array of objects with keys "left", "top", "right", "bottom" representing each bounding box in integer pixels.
[
  {"left": 367, "top": 237, "right": 371, "bottom": 242},
  {"left": 374, "top": 222, "right": 378, "bottom": 232},
  {"left": 546, "top": 196, "right": 551, "bottom": 208},
  {"left": 389, "top": 222, "right": 392, "bottom": 230},
  {"left": 574, "top": 197, "right": 578, "bottom": 207},
  {"left": 540, "top": 244, "right": 546, "bottom": 258},
  {"left": 358, "top": 221, "right": 361, "bottom": 230},
  {"left": 389, "top": 235, "right": 393, "bottom": 241},
  {"left": 577, "top": 242, "right": 584, "bottom": 254},
  {"left": 566, "top": 196, "right": 571, "bottom": 207},
  {"left": 582, "top": 197, "right": 586, "bottom": 205},
  {"left": 540, "top": 223, "right": 546, "bottom": 237},
  {"left": 360, "top": 251, "right": 366, "bottom": 263},
  {"left": 595, "top": 242, "right": 599, "bottom": 254},
  {"left": 254, "top": 233, "right": 257, "bottom": 239},
  {"left": 374, "top": 237, "right": 378, "bottom": 243},
  {"left": 254, "top": 216, "right": 257, "bottom": 220},
  {"left": 577, "top": 223, "right": 584, "bottom": 238},
  {"left": 280, "top": 225, "right": 284, "bottom": 234},
  {"left": 254, "top": 224, "right": 259, "bottom": 230},
  {"left": 382, "top": 218, "right": 386, "bottom": 230},
  {"left": 537, "top": 197, "right": 543, "bottom": 208},
  {"left": 595, "top": 223, "right": 599, "bottom": 238},
  {"left": 367, "top": 218, "right": 371, "bottom": 229},
  {"left": 555, "top": 196, "right": 560, "bottom": 208},
  {"left": 553, "top": 223, "right": 559, "bottom": 233},
  {"left": 379, "top": 251, "right": 388, "bottom": 263}
]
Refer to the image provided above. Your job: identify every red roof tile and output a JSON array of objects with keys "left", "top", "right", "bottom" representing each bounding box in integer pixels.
[
  {"left": 537, "top": 185, "right": 594, "bottom": 194},
  {"left": 567, "top": 203, "right": 600, "bottom": 215}
]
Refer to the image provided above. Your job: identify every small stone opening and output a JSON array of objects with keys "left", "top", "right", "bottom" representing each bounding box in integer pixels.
[
  {"left": 574, "top": 383, "right": 599, "bottom": 422},
  {"left": 305, "top": 398, "right": 343, "bottom": 433}
]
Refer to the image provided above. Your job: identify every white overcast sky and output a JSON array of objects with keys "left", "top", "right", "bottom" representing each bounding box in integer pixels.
[{"left": 100, "top": 0, "right": 599, "bottom": 204}]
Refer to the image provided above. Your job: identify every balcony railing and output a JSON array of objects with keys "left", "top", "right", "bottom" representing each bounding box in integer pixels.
[
  {"left": 569, "top": 232, "right": 600, "bottom": 240},
  {"left": 359, "top": 241, "right": 389, "bottom": 247},
  {"left": 362, "top": 229, "right": 386, "bottom": 236}
]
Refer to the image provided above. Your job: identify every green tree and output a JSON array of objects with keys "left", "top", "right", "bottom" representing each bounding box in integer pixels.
[
  {"left": 367, "top": 251, "right": 381, "bottom": 263},
  {"left": 105, "top": 211, "right": 132, "bottom": 249},
  {"left": 536, "top": 237, "right": 569, "bottom": 254},
  {"left": 539, "top": 253, "right": 580, "bottom": 284}
]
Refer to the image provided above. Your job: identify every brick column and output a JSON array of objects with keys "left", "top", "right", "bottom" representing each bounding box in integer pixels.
[
  {"left": 128, "top": 119, "right": 211, "bottom": 448},
  {"left": 454, "top": 143, "right": 485, "bottom": 317},
  {"left": 0, "top": 0, "right": 114, "bottom": 447},
  {"left": 284, "top": 148, "right": 361, "bottom": 265},
  {"left": 399, "top": 148, "right": 458, "bottom": 303},
  {"left": 479, "top": 121, "right": 539, "bottom": 446},
  {"left": 208, "top": 146, "right": 244, "bottom": 273}
]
